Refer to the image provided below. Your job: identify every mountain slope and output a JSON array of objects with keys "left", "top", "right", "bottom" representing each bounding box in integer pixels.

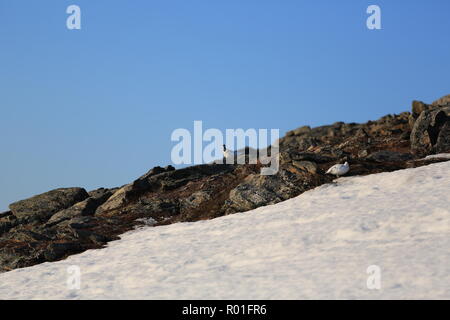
[
  {"left": 2, "top": 96, "right": 449, "bottom": 272},
  {"left": 1, "top": 161, "right": 449, "bottom": 299}
]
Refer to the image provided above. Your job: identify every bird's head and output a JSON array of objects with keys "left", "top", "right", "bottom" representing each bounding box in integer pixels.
[{"left": 223, "top": 144, "right": 226, "bottom": 151}]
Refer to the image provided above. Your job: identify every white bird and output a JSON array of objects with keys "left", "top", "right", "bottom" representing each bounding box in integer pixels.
[
  {"left": 326, "top": 161, "right": 350, "bottom": 178},
  {"left": 222, "top": 144, "right": 240, "bottom": 159}
]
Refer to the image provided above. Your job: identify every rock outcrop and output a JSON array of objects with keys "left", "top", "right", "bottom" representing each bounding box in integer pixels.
[
  {"left": 410, "top": 100, "right": 450, "bottom": 156},
  {"left": 1, "top": 94, "right": 449, "bottom": 273},
  {"left": 432, "top": 94, "right": 450, "bottom": 107},
  {"left": 9, "top": 188, "right": 89, "bottom": 222}
]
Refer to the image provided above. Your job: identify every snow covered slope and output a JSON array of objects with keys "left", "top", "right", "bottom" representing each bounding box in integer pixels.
[{"left": 0, "top": 162, "right": 449, "bottom": 299}]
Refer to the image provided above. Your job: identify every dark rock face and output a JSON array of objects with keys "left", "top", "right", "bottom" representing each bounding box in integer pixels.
[
  {"left": 410, "top": 105, "right": 450, "bottom": 156},
  {"left": 285, "top": 152, "right": 337, "bottom": 164},
  {"left": 9, "top": 188, "right": 89, "bottom": 222},
  {"left": 1, "top": 95, "right": 450, "bottom": 273},
  {"left": 46, "top": 188, "right": 115, "bottom": 226},
  {"left": 88, "top": 187, "right": 118, "bottom": 199},
  {"left": 0, "top": 211, "right": 12, "bottom": 219},
  {"left": 366, "top": 150, "right": 412, "bottom": 162},
  {"left": 436, "top": 121, "right": 450, "bottom": 153},
  {"left": 0, "top": 218, "right": 13, "bottom": 236}
]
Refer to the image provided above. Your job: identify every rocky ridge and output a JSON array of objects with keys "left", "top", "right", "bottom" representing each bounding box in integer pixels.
[{"left": 1, "top": 95, "right": 449, "bottom": 272}]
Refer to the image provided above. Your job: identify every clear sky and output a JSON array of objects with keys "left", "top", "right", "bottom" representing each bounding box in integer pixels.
[{"left": 1, "top": 0, "right": 449, "bottom": 211}]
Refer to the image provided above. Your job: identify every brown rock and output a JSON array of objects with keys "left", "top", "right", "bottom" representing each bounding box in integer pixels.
[
  {"left": 412, "top": 100, "right": 430, "bottom": 118},
  {"left": 436, "top": 121, "right": 450, "bottom": 153},
  {"left": 292, "top": 160, "right": 318, "bottom": 174},
  {"left": 432, "top": 94, "right": 450, "bottom": 106}
]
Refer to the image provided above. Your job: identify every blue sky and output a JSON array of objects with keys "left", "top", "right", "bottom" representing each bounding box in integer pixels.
[{"left": 1, "top": 0, "right": 449, "bottom": 210}]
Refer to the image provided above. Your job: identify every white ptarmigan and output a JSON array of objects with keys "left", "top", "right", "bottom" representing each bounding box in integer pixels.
[
  {"left": 326, "top": 161, "right": 350, "bottom": 178},
  {"left": 222, "top": 145, "right": 239, "bottom": 159}
]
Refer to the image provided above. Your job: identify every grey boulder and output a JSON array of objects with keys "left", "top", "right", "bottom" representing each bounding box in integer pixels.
[
  {"left": 47, "top": 188, "right": 114, "bottom": 226},
  {"left": 9, "top": 188, "right": 89, "bottom": 222}
]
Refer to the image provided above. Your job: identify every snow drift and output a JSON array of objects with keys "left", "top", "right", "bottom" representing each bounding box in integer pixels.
[{"left": 0, "top": 161, "right": 449, "bottom": 299}]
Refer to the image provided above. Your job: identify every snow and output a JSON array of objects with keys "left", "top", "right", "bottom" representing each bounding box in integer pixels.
[
  {"left": 0, "top": 161, "right": 449, "bottom": 299},
  {"left": 423, "top": 153, "right": 450, "bottom": 160}
]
